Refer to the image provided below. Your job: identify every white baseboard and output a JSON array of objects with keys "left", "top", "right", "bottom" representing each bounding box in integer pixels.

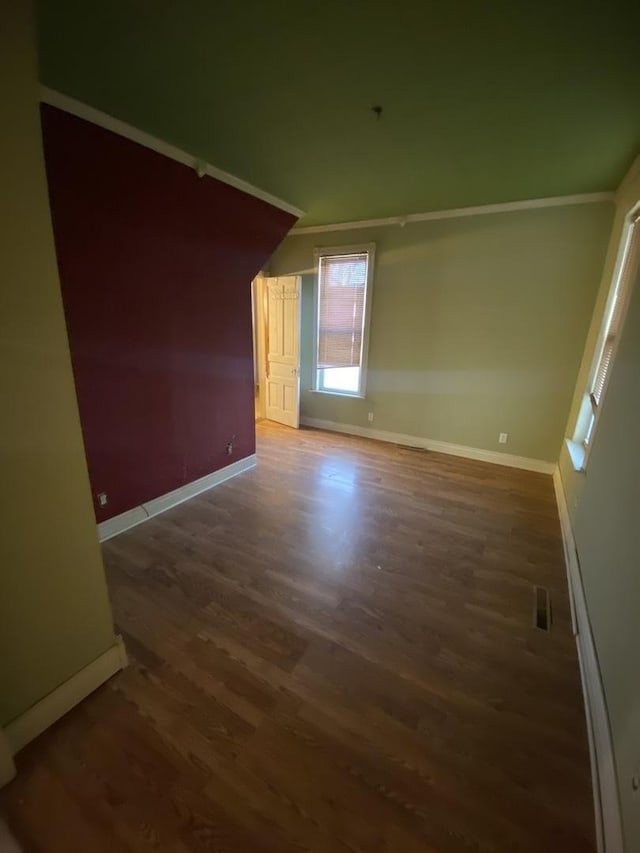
[
  {"left": 4, "top": 637, "right": 127, "bottom": 755},
  {"left": 553, "top": 469, "right": 624, "bottom": 853},
  {"left": 0, "top": 730, "right": 16, "bottom": 788},
  {"left": 98, "top": 454, "right": 257, "bottom": 541},
  {"left": 301, "top": 417, "right": 555, "bottom": 474}
]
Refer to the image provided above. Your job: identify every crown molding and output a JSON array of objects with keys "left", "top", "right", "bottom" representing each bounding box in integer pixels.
[
  {"left": 40, "top": 87, "right": 305, "bottom": 219},
  {"left": 290, "top": 192, "right": 614, "bottom": 236}
]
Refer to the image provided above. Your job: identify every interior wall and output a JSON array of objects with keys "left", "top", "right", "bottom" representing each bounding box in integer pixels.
[
  {"left": 559, "top": 158, "right": 640, "bottom": 851},
  {"left": 0, "top": 2, "right": 116, "bottom": 726},
  {"left": 269, "top": 203, "right": 613, "bottom": 462},
  {"left": 41, "top": 105, "right": 297, "bottom": 522}
]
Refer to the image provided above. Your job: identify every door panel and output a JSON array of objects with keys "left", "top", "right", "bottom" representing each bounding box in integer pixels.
[{"left": 265, "top": 276, "right": 301, "bottom": 428}]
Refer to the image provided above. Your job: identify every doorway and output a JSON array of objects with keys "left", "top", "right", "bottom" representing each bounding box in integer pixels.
[{"left": 252, "top": 274, "right": 301, "bottom": 428}]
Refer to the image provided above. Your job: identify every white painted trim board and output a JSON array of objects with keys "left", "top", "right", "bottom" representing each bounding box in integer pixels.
[
  {"left": 291, "top": 192, "right": 614, "bottom": 235},
  {"left": 98, "top": 454, "right": 257, "bottom": 541},
  {"left": 40, "top": 87, "right": 304, "bottom": 219},
  {"left": 301, "top": 416, "right": 555, "bottom": 474},
  {"left": 4, "top": 637, "right": 127, "bottom": 756},
  {"left": 553, "top": 469, "right": 624, "bottom": 853}
]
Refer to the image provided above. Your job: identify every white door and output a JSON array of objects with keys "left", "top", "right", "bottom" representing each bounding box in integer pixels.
[{"left": 265, "top": 276, "right": 301, "bottom": 428}]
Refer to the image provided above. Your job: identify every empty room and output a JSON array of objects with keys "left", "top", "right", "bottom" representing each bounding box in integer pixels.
[{"left": 1, "top": 2, "right": 639, "bottom": 851}]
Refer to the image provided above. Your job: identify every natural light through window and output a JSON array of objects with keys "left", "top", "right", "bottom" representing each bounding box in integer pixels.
[
  {"left": 569, "top": 205, "right": 639, "bottom": 470},
  {"left": 314, "top": 247, "right": 374, "bottom": 397}
]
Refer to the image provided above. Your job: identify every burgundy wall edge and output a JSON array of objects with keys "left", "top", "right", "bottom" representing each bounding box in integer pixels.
[{"left": 41, "top": 104, "right": 297, "bottom": 521}]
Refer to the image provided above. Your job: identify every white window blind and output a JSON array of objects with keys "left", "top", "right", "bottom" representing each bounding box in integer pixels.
[
  {"left": 590, "top": 215, "right": 639, "bottom": 415},
  {"left": 317, "top": 253, "right": 369, "bottom": 370}
]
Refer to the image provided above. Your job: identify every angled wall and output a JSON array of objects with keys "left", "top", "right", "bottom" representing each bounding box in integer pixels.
[
  {"left": 41, "top": 105, "right": 296, "bottom": 522},
  {"left": 0, "top": 3, "right": 116, "bottom": 727}
]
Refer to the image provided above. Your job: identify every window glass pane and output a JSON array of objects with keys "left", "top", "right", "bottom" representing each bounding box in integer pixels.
[
  {"left": 320, "top": 366, "right": 360, "bottom": 394},
  {"left": 584, "top": 412, "right": 595, "bottom": 447},
  {"left": 574, "top": 214, "right": 639, "bottom": 456},
  {"left": 589, "top": 221, "right": 639, "bottom": 409},
  {"left": 317, "top": 253, "right": 368, "bottom": 371},
  {"left": 315, "top": 248, "right": 373, "bottom": 396}
]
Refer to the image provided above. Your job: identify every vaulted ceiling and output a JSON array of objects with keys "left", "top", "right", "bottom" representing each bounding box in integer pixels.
[{"left": 36, "top": 0, "right": 639, "bottom": 226}]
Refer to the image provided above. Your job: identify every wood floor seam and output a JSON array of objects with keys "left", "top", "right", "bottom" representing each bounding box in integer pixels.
[{"left": 0, "top": 422, "right": 594, "bottom": 852}]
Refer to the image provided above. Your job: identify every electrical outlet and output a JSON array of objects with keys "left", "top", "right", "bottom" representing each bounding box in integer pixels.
[
  {"left": 98, "top": 492, "right": 108, "bottom": 507},
  {"left": 226, "top": 442, "right": 234, "bottom": 455},
  {"left": 499, "top": 432, "right": 508, "bottom": 444},
  {"left": 367, "top": 412, "right": 374, "bottom": 423}
]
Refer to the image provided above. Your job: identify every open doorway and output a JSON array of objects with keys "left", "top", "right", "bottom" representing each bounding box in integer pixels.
[{"left": 252, "top": 274, "right": 301, "bottom": 428}]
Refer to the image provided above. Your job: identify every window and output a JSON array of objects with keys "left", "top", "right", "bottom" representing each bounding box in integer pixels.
[
  {"left": 570, "top": 205, "right": 640, "bottom": 469},
  {"left": 313, "top": 245, "right": 375, "bottom": 397}
]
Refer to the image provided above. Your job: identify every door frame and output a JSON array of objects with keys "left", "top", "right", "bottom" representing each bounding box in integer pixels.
[
  {"left": 252, "top": 274, "right": 269, "bottom": 421},
  {"left": 261, "top": 274, "right": 302, "bottom": 428}
]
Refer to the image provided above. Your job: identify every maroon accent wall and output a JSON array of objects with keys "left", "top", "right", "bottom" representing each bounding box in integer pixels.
[{"left": 41, "top": 105, "right": 296, "bottom": 522}]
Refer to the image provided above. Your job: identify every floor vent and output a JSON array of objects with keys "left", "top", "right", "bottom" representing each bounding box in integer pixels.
[{"left": 533, "top": 585, "right": 551, "bottom": 631}]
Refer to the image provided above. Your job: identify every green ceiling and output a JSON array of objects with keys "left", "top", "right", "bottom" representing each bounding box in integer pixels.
[{"left": 36, "top": 0, "right": 639, "bottom": 226}]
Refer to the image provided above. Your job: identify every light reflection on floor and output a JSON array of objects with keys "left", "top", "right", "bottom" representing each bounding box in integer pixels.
[{"left": 311, "top": 455, "right": 361, "bottom": 570}]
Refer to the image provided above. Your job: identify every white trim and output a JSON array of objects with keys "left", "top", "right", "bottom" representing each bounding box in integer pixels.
[
  {"left": 309, "top": 388, "right": 366, "bottom": 399},
  {"left": 553, "top": 469, "right": 624, "bottom": 853},
  {"left": 571, "top": 204, "right": 640, "bottom": 465},
  {"left": 0, "top": 730, "right": 16, "bottom": 788},
  {"left": 290, "top": 192, "right": 614, "bottom": 236},
  {"left": 4, "top": 637, "right": 127, "bottom": 755},
  {"left": 40, "top": 87, "right": 305, "bottom": 219},
  {"left": 300, "top": 417, "right": 554, "bottom": 474},
  {"left": 98, "top": 505, "right": 149, "bottom": 541},
  {"left": 98, "top": 454, "right": 257, "bottom": 542},
  {"left": 565, "top": 438, "right": 586, "bottom": 473}
]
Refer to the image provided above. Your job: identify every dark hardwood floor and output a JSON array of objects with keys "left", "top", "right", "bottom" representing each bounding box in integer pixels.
[{"left": 1, "top": 422, "right": 595, "bottom": 852}]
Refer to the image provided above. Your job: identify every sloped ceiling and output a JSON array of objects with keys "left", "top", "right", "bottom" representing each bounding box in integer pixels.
[{"left": 36, "top": 0, "right": 639, "bottom": 226}]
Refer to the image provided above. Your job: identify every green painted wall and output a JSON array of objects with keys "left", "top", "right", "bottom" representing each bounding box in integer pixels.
[
  {"left": 35, "top": 0, "right": 640, "bottom": 225},
  {"left": 0, "top": 2, "right": 116, "bottom": 727},
  {"left": 559, "top": 160, "right": 640, "bottom": 851},
  {"left": 270, "top": 203, "right": 613, "bottom": 462}
]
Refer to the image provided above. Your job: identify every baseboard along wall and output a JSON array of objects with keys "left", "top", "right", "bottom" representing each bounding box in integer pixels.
[
  {"left": 1, "top": 455, "right": 257, "bottom": 778},
  {"left": 2, "top": 637, "right": 127, "bottom": 767},
  {"left": 98, "top": 454, "right": 257, "bottom": 541},
  {"left": 553, "top": 469, "right": 624, "bottom": 853},
  {"left": 300, "top": 417, "right": 555, "bottom": 474},
  {"left": 301, "top": 415, "right": 621, "bottom": 851}
]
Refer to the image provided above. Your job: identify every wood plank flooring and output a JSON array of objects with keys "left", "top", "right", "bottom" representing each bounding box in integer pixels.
[{"left": 1, "top": 422, "right": 595, "bottom": 852}]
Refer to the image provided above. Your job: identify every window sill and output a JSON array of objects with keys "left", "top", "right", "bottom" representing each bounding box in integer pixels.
[
  {"left": 310, "top": 389, "right": 365, "bottom": 400},
  {"left": 565, "top": 439, "right": 586, "bottom": 473}
]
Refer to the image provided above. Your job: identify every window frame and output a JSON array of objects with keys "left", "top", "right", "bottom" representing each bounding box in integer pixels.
[
  {"left": 569, "top": 202, "right": 640, "bottom": 471},
  {"left": 311, "top": 243, "right": 376, "bottom": 399}
]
